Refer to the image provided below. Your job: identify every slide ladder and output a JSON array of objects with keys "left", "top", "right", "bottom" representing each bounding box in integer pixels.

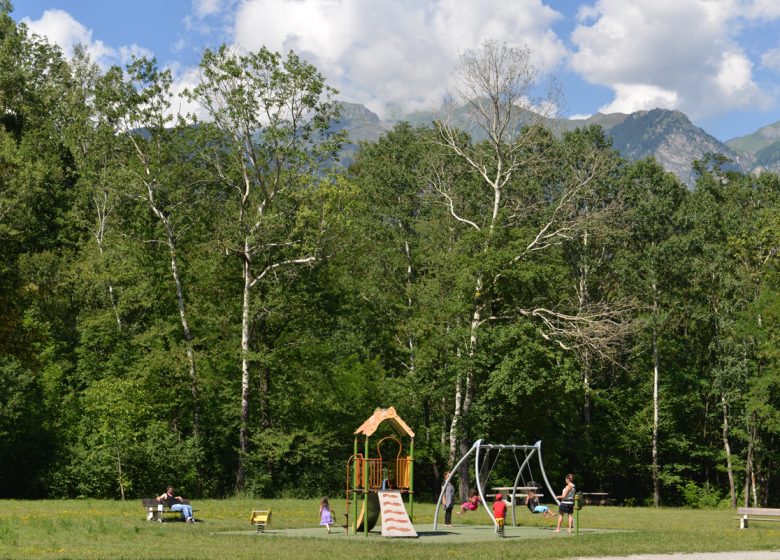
[{"left": 377, "top": 490, "right": 418, "bottom": 538}]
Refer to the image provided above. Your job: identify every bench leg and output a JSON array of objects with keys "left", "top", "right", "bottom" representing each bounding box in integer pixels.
[{"left": 740, "top": 516, "right": 748, "bottom": 529}]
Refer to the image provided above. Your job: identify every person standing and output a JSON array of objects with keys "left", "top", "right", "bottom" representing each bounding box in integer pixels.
[
  {"left": 158, "top": 486, "right": 194, "bottom": 523},
  {"left": 555, "top": 473, "right": 575, "bottom": 533},
  {"left": 442, "top": 471, "right": 455, "bottom": 527}
]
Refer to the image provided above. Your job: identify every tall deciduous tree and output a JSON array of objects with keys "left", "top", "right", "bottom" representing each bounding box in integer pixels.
[
  {"left": 187, "top": 45, "right": 344, "bottom": 489},
  {"left": 97, "top": 57, "right": 205, "bottom": 438},
  {"left": 434, "top": 41, "right": 625, "bottom": 494},
  {"left": 619, "top": 158, "right": 687, "bottom": 506}
]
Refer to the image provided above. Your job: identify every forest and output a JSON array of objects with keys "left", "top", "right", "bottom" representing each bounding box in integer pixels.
[{"left": 1, "top": 5, "right": 778, "bottom": 508}]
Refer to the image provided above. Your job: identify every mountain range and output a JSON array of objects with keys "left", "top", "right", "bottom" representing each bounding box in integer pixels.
[{"left": 334, "top": 101, "right": 780, "bottom": 187}]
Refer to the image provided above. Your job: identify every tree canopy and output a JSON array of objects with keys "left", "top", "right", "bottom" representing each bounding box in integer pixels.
[{"left": 1, "top": 16, "right": 778, "bottom": 507}]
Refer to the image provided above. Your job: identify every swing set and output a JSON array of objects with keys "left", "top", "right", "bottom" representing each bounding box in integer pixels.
[{"left": 434, "top": 439, "right": 558, "bottom": 530}]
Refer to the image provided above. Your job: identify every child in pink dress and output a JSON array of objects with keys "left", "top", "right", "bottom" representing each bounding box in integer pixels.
[
  {"left": 319, "top": 496, "right": 335, "bottom": 533},
  {"left": 458, "top": 489, "right": 481, "bottom": 514}
]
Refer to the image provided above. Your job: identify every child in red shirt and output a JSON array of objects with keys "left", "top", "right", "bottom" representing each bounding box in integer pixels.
[{"left": 492, "top": 493, "right": 507, "bottom": 523}]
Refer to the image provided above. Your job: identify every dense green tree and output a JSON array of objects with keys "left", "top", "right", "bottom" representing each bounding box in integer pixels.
[
  {"left": 0, "top": 4, "right": 79, "bottom": 497},
  {"left": 615, "top": 158, "right": 688, "bottom": 506},
  {"left": 186, "top": 45, "right": 349, "bottom": 490}
]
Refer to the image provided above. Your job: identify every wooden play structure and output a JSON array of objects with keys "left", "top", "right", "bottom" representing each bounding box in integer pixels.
[{"left": 345, "top": 407, "right": 417, "bottom": 537}]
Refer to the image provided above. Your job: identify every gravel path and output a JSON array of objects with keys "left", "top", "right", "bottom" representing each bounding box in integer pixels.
[{"left": 574, "top": 552, "right": 780, "bottom": 560}]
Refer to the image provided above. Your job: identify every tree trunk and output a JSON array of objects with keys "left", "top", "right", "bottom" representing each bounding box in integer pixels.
[
  {"left": 141, "top": 170, "right": 201, "bottom": 438},
  {"left": 582, "top": 358, "right": 592, "bottom": 425},
  {"left": 94, "top": 193, "right": 122, "bottom": 331},
  {"left": 651, "top": 287, "right": 660, "bottom": 507},
  {"left": 165, "top": 228, "right": 200, "bottom": 438},
  {"left": 720, "top": 394, "right": 736, "bottom": 507},
  {"left": 236, "top": 242, "right": 252, "bottom": 492},
  {"left": 744, "top": 412, "right": 758, "bottom": 507},
  {"left": 449, "top": 369, "right": 465, "bottom": 501},
  {"left": 403, "top": 237, "right": 416, "bottom": 374},
  {"left": 449, "top": 283, "right": 482, "bottom": 501},
  {"left": 116, "top": 448, "right": 125, "bottom": 501},
  {"left": 578, "top": 228, "right": 592, "bottom": 424}
]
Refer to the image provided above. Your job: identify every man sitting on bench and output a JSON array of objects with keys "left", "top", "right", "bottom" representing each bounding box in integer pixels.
[{"left": 158, "top": 486, "right": 194, "bottom": 523}]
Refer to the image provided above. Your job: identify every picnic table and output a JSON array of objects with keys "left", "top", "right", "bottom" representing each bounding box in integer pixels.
[
  {"left": 580, "top": 492, "right": 611, "bottom": 505},
  {"left": 490, "top": 487, "right": 543, "bottom": 504}
]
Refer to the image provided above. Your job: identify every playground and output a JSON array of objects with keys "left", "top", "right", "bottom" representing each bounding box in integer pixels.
[
  {"left": 0, "top": 498, "right": 775, "bottom": 560},
  {"left": 232, "top": 523, "right": 619, "bottom": 542},
  {"left": 2, "top": 409, "right": 776, "bottom": 559}
]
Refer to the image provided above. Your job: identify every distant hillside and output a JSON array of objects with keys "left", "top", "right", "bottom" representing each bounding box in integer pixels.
[
  {"left": 606, "top": 109, "right": 745, "bottom": 186},
  {"left": 726, "top": 120, "right": 780, "bottom": 175},
  {"left": 334, "top": 102, "right": 753, "bottom": 186}
]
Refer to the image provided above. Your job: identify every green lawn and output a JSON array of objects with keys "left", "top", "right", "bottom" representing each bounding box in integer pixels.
[{"left": 0, "top": 498, "right": 778, "bottom": 559}]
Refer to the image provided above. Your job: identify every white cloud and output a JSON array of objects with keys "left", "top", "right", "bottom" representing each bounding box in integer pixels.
[
  {"left": 193, "top": 0, "right": 224, "bottom": 18},
  {"left": 743, "top": 0, "right": 780, "bottom": 19},
  {"left": 119, "top": 44, "right": 155, "bottom": 65},
  {"left": 21, "top": 9, "right": 163, "bottom": 71},
  {"left": 168, "top": 63, "right": 208, "bottom": 120},
  {"left": 599, "top": 84, "right": 678, "bottom": 114},
  {"left": 22, "top": 9, "right": 115, "bottom": 64},
  {"left": 761, "top": 47, "right": 780, "bottom": 72},
  {"left": 231, "top": 0, "right": 566, "bottom": 118},
  {"left": 569, "top": 0, "right": 773, "bottom": 118}
]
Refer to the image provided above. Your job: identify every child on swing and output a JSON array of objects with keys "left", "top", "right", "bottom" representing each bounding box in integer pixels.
[
  {"left": 457, "top": 489, "right": 480, "bottom": 514},
  {"left": 525, "top": 489, "right": 554, "bottom": 519}
]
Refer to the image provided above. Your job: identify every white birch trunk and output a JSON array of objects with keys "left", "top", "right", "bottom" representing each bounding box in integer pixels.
[
  {"left": 143, "top": 176, "right": 201, "bottom": 438},
  {"left": 651, "top": 283, "right": 660, "bottom": 508},
  {"left": 720, "top": 395, "right": 736, "bottom": 507},
  {"left": 237, "top": 240, "right": 252, "bottom": 491},
  {"left": 116, "top": 448, "right": 125, "bottom": 501},
  {"left": 93, "top": 193, "right": 122, "bottom": 331}
]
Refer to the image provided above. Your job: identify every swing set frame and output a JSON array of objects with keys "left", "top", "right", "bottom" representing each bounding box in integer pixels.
[{"left": 434, "top": 439, "right": 558, "bottom": 529}]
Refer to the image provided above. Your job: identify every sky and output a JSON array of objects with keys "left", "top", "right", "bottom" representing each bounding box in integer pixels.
[{"left": 12, "top": 0, "right": 780, "bottom": 141}]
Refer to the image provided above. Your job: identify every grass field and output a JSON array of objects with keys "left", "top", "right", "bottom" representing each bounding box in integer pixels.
[{"left": 0, "top": 498, "right": 778, "bottom": 559}]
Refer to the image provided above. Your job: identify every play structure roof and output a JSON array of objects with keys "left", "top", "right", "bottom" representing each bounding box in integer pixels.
[{"left": 354, "top": 407, "right": 415, "bottom": 438}]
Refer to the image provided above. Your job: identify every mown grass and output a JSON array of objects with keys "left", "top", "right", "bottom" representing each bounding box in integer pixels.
[{"left": 0, "top": 498, "right": 778, "bottom": 559}]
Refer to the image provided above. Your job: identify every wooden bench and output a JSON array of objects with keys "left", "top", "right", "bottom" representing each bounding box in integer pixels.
[
  {"left": 141, "top": 498, "right": 194, "bottom": 522},
  {"left": 249, "top": 508, "right": 272, "bottom": 533},
  {"left": 736, "top": 507, "right": 780, "bottom": 529}
]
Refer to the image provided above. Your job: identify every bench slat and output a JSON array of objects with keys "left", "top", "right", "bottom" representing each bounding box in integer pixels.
[{"left": 738, "top": 507, "right": 780, "bottom": 516}]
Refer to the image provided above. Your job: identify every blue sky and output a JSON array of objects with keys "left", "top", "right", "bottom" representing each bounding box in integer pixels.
[{"left": 13, "top": 0, "right": 780, "bottom": 141}]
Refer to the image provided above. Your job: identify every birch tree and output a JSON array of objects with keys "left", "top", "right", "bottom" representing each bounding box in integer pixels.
[
  {"left": 186, "top": 45, "right": 343, "bottom": 490},
  {"left": 97, "top": 58, "right": 204, "bottom": 437},
  {"left": 434, "top": 40, "right": 627, "bottom": 490}
]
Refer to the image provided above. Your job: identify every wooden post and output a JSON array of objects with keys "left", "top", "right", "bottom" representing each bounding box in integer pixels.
[
  {"left": 409, "top": 438, "right": 414, "bottom": 521},
  {"left": 353, "top": 437, "right": 358, "bottom": 534},
  {"left": 364, "top": 435, "right": 369, "bottom": 536}
]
